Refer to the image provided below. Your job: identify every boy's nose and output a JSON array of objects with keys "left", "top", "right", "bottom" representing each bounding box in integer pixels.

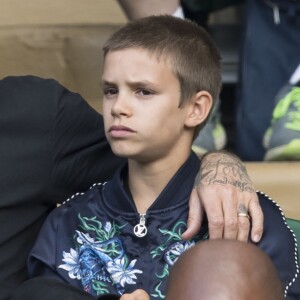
[{"left": 111, "top": 93, "right": 132, "bottom": 117}]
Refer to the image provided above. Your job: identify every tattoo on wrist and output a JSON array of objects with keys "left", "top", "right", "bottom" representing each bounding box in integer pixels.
[{"left": 196, "top": 152, "right": 255, "bottom": 193}]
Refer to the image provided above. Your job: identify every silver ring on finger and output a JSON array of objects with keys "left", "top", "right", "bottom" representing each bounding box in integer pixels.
[{"left": 238, "top": 212, "right": 250, "bottom": 219}]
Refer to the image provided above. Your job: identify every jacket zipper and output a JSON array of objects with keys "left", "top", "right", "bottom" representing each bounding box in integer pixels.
[{"left": 133, "top": 213, "right": 147, "bottom": 237}]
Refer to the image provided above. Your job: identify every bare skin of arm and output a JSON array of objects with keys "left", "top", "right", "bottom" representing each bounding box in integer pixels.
[
  {"left": 182, "top": 151, "right": 263, "bottom": 243},
  {"left": 117, "top": 0, "right": 179, "bottom": 19}
]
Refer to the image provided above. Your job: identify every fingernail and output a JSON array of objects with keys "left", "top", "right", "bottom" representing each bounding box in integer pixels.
[{"left": 253, "top": 234, "right": 260, "bottom": 243}]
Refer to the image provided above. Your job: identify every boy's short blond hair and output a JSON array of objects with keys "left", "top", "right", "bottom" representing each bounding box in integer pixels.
[{"left": 103, "top": 15, "right": 222, "bottom": 132}]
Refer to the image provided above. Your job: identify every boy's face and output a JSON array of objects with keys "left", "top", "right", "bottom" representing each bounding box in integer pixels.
[{"left": 101, "top": 47, "right": 192, "bottom": 162}]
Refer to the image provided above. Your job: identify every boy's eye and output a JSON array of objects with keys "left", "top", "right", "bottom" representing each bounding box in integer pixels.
[
  {"left": 136, "top": 89, "right": 154, "bottom": 96},
  {"left": 103, "top": 87, "right": 118, "bottom": 96}
]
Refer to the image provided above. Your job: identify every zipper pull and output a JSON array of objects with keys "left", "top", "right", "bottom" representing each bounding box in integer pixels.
[
  {"left": 273, "top": 4, "right": 280, "bottom": 25},
  {"left": 134, "top": 213, "right": 147, "bottom": 237}
]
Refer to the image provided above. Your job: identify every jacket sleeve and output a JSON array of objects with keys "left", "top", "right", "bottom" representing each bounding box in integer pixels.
[
  {"left": 257, "top": 191, "right": 300, "bottom": 300},
  {"left": 27, "top": 205, "right": 66, "bottom": 282}
]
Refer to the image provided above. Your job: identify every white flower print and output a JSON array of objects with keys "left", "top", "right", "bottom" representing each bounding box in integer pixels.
[
  {"left": 58, "top": 248, "right": 81, "bottom": 279},
  {"left": 164, "top": 241, "right": 195, "bottom": 266},
  {"left": 104, "top": 221, "right": 112, "bottom": 233},
  {"left": 169, "top": 240, "right": 195, "bottom": 257},
  {"left": 76, "top": 230, "right": 95, "bottom": 245},
  {"left": 106, "top": 257, "right": 142, "bottom": 287}
]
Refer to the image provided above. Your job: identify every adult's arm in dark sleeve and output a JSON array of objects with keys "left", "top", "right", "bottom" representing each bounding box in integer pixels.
[{"left": 49, "top": 81, "right": 125, "bottom": 203}]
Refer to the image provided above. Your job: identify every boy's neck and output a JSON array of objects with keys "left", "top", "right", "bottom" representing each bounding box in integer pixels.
[{"left": 127, "top": 151, "right": 191, "bottom": 214}]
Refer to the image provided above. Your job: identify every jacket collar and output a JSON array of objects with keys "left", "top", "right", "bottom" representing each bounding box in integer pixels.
[{"left": 103, "top": 152, "right": 200, "bottom": 213}]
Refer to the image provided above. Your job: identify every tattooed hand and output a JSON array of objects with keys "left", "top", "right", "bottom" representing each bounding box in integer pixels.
[{"left": 182, "top": 151, "right": 263, "bottom": 243}]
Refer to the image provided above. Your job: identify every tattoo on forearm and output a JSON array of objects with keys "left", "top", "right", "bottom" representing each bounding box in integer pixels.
[{"left": 196, "top": 152, "right": 255, "bottom": 193}]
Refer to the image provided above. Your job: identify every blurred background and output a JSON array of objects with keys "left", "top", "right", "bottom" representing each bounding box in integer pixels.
[{"left": 0, "top": 0, "right": 128, "bottom": 112}]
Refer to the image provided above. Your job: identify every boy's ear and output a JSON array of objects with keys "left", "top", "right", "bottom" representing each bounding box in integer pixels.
[{"left": 184, "top": 91, "right": 213, "bottom": 128}]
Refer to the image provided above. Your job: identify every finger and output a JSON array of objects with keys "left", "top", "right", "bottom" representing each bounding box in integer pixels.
[
  {"left": 237, "top": 214, "right": 251, "bottom": 242},
  {"left": 222, "top": 193, "right": 238, "bottom": 240},
  {"left": 248, "top": 196, "right": 264, "bottom": 243},
  {"left": 136, "top": 289, "right": 150, "bottom": 300},
  {"left": 202, "top": 189, "right": 224, "bottom": 239},
  {"left": 182, "top": 188, "right": 203, "bottom": 240},
  {"left": 120, "top": 289, "right": 150, "bottom": 300}
]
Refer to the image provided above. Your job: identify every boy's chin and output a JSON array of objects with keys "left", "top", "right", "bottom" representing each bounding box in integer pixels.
[
  {"left": 111, "top": 149, "right": 150, "bottom": 163},
  {"left": 110, "top": 142, "right": 142, "bottom": 159},
  {"left": 111, "top": 150, "right": 128, "bottom": 158},
  {"left": 111, "top": 146, "right": 133, "bottom": 158}
]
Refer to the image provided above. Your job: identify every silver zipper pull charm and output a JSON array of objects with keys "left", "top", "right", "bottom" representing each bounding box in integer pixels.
[
  {"left": 273, "top": 4, "right": 280, "bottom": 25},
  {"left": 134, "top": 213, "right": 147, "bottom": 237}
]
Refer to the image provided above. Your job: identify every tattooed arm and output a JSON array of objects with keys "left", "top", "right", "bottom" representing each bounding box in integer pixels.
[{"left": 182, "top": 151, "right": 263, "bottom": 243}]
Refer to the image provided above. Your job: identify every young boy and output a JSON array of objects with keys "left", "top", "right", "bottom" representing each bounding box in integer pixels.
[{"left": 28, "top": 15, "right": 300, "bottom": 299}]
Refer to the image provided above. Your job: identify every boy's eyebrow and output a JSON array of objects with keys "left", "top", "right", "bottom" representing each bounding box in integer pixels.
[
  {"left": 127, "top": 80, "right": 159, "bottom": 88},
  {"left": 101, "top": 79, "right": 160, "bottom": 89},
  {"left": 101, "top": 80, "right": 115, "bottom": 88}
]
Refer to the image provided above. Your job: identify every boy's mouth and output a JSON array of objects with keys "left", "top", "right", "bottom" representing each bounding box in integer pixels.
[{"left": 108, "top": 125, "right": 136, "bottom": 138}]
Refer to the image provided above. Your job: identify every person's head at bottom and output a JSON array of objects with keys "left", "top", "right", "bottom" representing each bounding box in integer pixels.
[{"left": 166, "top": 239, "right": 284, "bottom": 300}]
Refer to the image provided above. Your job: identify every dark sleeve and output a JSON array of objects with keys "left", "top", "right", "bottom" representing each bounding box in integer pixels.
[
  {"left": 0, "top": 75, "right": 124, "bottom": 207},
  {"left": 257, "top": 192, "right": 300, "bottom": 300},
  {"left": 27, "top": 207, "right": 65, "bottom": 281},
  {"left": 48, "top": 80, "right": 125, "bottom": 203},
  {"left": 11, "top": 277, "right": 96, "bottom": 300}
]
